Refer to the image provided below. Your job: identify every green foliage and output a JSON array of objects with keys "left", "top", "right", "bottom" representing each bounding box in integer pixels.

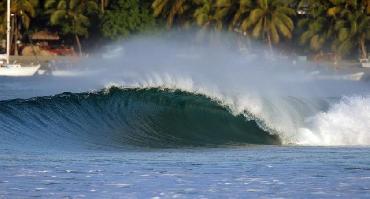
[
  {"left": 298, "top": 1, "right": 334, "bottom": 52},
  {"left": 193, "top": 0, "right": 213, "bottom": 28},
  {"left": 152, "top": 0, "right": 370, "bottom": 58},
  {"left": 152, "top": 0, "right": 193, "bottom": 28},
  {"left": 0, "top": 0, "right": 369, "bottom": 58},
  {"left": 240, "top": 0, "right": 296, "bottom": 49},
  {"left": 11, "top": 0, "right": 39, "bottom": 29},
  {"left": 44, "top": 0, "right": 98, "bottom": 54},
  {"left": 193, "top": 0, "right": 238, "bottom": 30},
  {"left": 0, "top": 2, "right": 5, "bottom": 37},
  {"left": 330, "top": 0, "right": 370, "bottom": 58},
  {"left": 297, "top": 0, "right": 370, "bottom": 58},
  {"left": 101, "top": 0, "right": 156, "bottom": 40},
  {"left": 0, "top": 0, "right": 39, "bottom": 54},
  {"left": 45, "top": 0, "right": 98, "bottom": 37},
  {"left": 0, "top": 0, "right": 38, "bottom": 51}
]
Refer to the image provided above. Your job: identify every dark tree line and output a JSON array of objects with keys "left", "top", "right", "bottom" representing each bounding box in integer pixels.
[{"left": 1, "top": 0, "right": 369, "bottom": 59}]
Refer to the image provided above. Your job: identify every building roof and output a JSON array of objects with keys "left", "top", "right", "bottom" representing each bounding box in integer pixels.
[{"left": 31, "top": 31, "right": 60, "bottom": 40}]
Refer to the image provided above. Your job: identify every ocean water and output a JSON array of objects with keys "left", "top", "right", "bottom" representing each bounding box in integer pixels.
[
  {"left": 1, "top": 36, "right": 370, "bottom": 198},
  {"left": 1, "top": 146, "right": 370, "bottom": 198}
]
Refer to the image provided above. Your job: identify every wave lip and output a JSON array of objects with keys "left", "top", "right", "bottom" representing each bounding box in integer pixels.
[{"left": 0, "top": 88, "right": 280, "bottom": 149}]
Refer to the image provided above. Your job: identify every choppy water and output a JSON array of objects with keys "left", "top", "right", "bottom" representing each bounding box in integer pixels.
[{"left": 1, "top": 147, "right": 370, "bottom": 198}]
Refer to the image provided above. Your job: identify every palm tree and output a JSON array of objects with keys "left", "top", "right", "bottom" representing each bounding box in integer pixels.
[
  {"left": 193, "top": 0, "right": 214, "bottom": 28},
  {"left": 229, "top": 0, "right": 253, "bottom": 31},
  {"left": 328, "top": 0, "right": 370, "bottom": 59},
  {"left": 192, "top": 0, "right": 233, "bottom": 45},
  {"left": 213, "top": 0, "right": 242, "bottom": 30},
  {"left": 152, "top": 0, "right": 193, "bottom": 28},
  {"left": 298, "top": 1, "right": 334, "bottom": 53},
  {"left": 240, "top": 0, "right": 296, "bottom": 51},
  {"left": 9, "top": 0, "right": 38, "bottom": 55},
  {"left": 0, "top": 2, "right": 5, "bottom": 38},
  {"left": 193, "top": 0, "right": 238, "bottom": 30},
  {"left": 99, "top": 0, "right": 109, "bottom": 13},
  {"left": 45, "top": 0, "right": 98, "bottom": 55}
]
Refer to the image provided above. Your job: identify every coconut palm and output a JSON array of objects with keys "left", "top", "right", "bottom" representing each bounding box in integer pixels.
[
  {"left": 11, "top": 0, "right": 38, "bottom": 29},
  {"left": 298, "top": 1, "right": 334, "bottom": 53},
  {"left": 99, "top": 0, "right": 109, "bottom": 13},
  {"left": 229, "top": 0, "right": 253, "bottom": 31},
  {"left": 0, "top": 2, "right": 5, "bottom": 38},
  {"left": 152, "top": 0, "right": 193, "bottom": 28},
  {"left": 193, "top": 0, "right": 214, "bottom": 28},
  {"left": 327, "top": 0, "right": 370, "bottom": 59},
  {"left": 213, "top": 0, "right": 246, "bottom": 30},
  {"left": 193, "top": 0, "right": 235, "bottom": 29},
  {"left": 7, "top": 0, "right": 38, "bottom": 55},
  {"left": 45, "top": 0, "right": 98, "bottom": 55},
  {"left": 240, "top": 0, "right": 296, "bottom": 51},
  {"left": 336, "top": 13, "right": 370, "bottom": 59}
]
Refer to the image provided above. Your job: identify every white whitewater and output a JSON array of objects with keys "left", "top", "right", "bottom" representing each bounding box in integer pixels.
[{"left": 298, "top": 96, "right": 370, "bottom": 145}]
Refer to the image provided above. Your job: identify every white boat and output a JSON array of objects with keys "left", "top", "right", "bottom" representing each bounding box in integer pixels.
[
  {"left": 360, "top": 59, "right": 370, "bottom": 68},
  {"left": 310, "top": 71, "right": 365, "bottom": 81},
  {"left": 0, "top": 63, "right": 41, "bottom": 76},
  {"left": 0, "top": 0, "right": 40, "bottom": 77},
  {"left": 341, "top": 72, "right": 365, "bottom": 81}
]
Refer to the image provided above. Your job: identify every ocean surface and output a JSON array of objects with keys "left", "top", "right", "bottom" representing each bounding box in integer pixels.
[
  {"left": 1, "top": 146, "right": 370, "bottom": 198},
  {"left": 1, "top": 38, "right": 370, "bottom": 198}
]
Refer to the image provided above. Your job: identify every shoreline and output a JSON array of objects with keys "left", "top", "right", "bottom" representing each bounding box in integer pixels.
[
  {"left": 5, "top": 55, "right": 370, "bottom": 81},
  {"left": 9, "top": 55, "right": 78, "bottom": 65},
  {"left": 9, "top": 55, "right": 370, "bottom": 70}
]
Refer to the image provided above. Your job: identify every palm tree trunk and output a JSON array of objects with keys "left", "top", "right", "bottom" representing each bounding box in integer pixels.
[
  {"left": 100, "top": 0, "right": 105, "bottom": 13},
  {"left": 75, "top": 34, "right": 82, "bottom": 56},
  {"left": 266, "top": 32, "right": 273, "bottom": 54},
  {"left": 9, "top": 16, "right": 14, "bottom": 55},
  {"left": 360, "top": 33, "right": 367, "bottom": 59},
  {"left": 14, "top": 17, "right": 18, "bottom": 56},
  {"left": 333, "top": 53, "right": 338, "bottom": 66},
  {"left": 264, "top": 17, "right": 273, "bottom": 54}
]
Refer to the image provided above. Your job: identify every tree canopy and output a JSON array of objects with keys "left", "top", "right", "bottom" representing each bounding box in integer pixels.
[
  {"left": 100, "top": 0, "right": 155, "bottom": 40},
  {"left": 0, "top": 0, "right": 369, "bottom": 59}
]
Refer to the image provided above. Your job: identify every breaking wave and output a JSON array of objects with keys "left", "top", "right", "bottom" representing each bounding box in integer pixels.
[
  {"left": 1, "top": 34, "right": 370, "bottom": 148},
  {"left": 0, "top": 87, "right": 281, "bottom": 149}
]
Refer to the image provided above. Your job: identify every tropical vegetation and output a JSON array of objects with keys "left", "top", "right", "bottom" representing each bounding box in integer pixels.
[
  {"left": 100, "top": 0, "right": 155, "bottom": 40},
  {"left": 0, "top": 0, "right": 369, "bottom": 61}
]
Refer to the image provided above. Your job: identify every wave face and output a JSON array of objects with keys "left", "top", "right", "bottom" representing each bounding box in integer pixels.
[{"left": 0, "top": 88, "right": 280, "bottom": 149}]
